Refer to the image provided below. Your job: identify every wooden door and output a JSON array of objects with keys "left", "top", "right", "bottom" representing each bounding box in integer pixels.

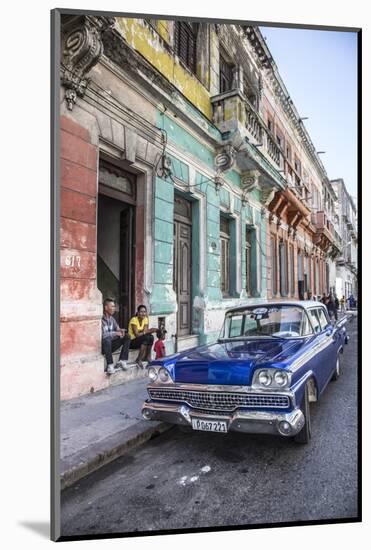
[{"left": 173, "top": 196, "right": 192, "bottom": 336}]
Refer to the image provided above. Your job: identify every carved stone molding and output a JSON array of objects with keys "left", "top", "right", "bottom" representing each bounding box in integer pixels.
[
  {"left": 215, "top": 144, "right": 237, "bottom": 173},
  {"left": 261, "top": 184, "right": 276, "bottom": 207},
  {"left": 61, "top": 15, "right": 115, "bottom": 110},
  {"left": 241, "top": 169, "right": 260, "bottom": 193}
]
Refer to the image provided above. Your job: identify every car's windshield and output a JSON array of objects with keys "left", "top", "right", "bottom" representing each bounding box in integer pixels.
[{"left": 220, "top": 305, "right": 311, "bottom": 340}]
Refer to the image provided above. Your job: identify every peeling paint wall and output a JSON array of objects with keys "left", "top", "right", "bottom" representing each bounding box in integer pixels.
[{"left": 116, "top": 18, "right": 213, "bottom": 119}]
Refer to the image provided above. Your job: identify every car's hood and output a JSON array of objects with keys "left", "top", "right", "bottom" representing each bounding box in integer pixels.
[{"left": 162, "top": 338, "right": 306, "bottom": 385}]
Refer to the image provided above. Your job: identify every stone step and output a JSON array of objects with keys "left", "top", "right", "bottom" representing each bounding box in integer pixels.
[
  {"left": 108, "top": 362, "right": 149, "bottom": 387},
  {"left": 105, "top": 349, "right": 149, "bottom": 386}
]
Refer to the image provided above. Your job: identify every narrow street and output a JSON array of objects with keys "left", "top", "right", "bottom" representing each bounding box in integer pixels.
[{"left": 61, "top": 321, "right": 358, "bottom": 537}]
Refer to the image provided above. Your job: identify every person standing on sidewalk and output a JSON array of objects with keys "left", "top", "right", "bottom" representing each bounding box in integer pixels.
[
  {"left": 102, "top": 298, "right": 130, "bottom": 375},
  {"left": 340, "top": 295, "right": 346, "bottom": 314},
  {"left": 128, "top": 305, "right": 158, "bottom": 368},
  {"left": 154, "top": 329, "right": 167, "bottom": 359}
]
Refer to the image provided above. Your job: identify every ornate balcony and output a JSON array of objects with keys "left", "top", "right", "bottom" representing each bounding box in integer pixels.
[
  {"left": 211, "top": 90, "right": 284, "bottom": 173},
  {"left": 311, "top": 210, "right": 335, "bottom": 251}
]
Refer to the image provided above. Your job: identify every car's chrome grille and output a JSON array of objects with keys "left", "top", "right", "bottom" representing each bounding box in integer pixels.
[{"left": 148, "top": 388, "right": 290, "bottom": 410}]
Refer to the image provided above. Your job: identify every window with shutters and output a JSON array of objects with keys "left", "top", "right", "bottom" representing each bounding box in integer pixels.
[
  {"left": 245, "top": 227, "right": 252, "bottom": 294},
  {"left": 271, "top": 236, "right": 277, "bottom": 296},
  {"left": 220, "top": 216, "right": 231, "bottom": 296},
  {"left": 289, "top": 244, "right": 295, "bottom": 296},
  {"left": 174, "top": 22, "right": 198, "bottom": 73},
  {"left": 304, "top": 254, "right": 309, "bottom": 293},
  {"left": 312, "top": 257, "right": 316, "bottom": 295},
  {"left": 219, "top": 52, "right": 234, "bottom": 93},
  {"left": 286, "top": 143, "right": 292, "bottom": 162},
  {"left": 315, "top": 259, "right": 320, "bottom": 296},
  {"left": 279, "top": 241, "right": 288, "bottom": 297}
]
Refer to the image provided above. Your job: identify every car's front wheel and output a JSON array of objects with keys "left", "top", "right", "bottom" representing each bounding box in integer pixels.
[
  {"left": 294, "top": 382, "right": 312, "bottom": 444},
  {"left": 331, "top": 354, "right": 341, "bottom": 381}
]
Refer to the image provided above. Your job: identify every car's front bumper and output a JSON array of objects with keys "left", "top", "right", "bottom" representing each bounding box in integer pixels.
[{"left": 142, "top": 400, "right": 305, "bottom": 437}]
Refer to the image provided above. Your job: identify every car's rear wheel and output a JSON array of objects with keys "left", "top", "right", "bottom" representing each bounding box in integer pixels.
[
  {"left": 331, "top": 354, "right": 340, "bottom": 381},
  {"left": 294, "top": 382, "right": 312, "bottom": 444}
]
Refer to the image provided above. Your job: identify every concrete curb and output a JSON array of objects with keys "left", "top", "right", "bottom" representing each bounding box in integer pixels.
[{"left": 61, "top": 420, "right": 172, "bottom": 490}]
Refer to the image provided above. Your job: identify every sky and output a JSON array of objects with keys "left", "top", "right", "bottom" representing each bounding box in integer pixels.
[{"left": 259, "top": 26, "right": 358, "bottom": 201}]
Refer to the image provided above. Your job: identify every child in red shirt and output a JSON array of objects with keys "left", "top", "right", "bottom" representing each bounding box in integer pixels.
[{"left": 154, "top": 330, "right": 167, "bottom": 359}]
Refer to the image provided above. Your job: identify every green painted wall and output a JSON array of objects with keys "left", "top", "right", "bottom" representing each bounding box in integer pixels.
[{"left": 152, "top": 108, "right": 268, "bottom": 338}]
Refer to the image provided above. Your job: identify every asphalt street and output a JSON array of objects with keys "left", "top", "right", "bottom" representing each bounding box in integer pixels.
[{"left": 61, "top": 321, "right": 359, "bottom": 537}]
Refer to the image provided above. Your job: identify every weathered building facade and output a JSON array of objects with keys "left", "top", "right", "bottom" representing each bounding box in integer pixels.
[
  {"left": 59, "top": 16, "right": 355, "bottom": 400},
  {"left": 331, "top": 178, "right": 358, "bottom": 300}
]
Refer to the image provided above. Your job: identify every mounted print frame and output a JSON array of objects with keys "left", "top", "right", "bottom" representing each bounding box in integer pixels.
[{"left": 51, "top": 8, "right": 361, "bottom": 542}]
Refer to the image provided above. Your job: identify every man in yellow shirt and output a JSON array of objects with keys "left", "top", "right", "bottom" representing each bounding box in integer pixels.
[{"left": 128, "top": 304, "right": 158, "bottom": 368}]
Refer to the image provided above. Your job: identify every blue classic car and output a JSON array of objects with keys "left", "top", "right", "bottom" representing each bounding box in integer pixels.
[{"left": 142, "top": 301, "right": 350, "bottom": 444}]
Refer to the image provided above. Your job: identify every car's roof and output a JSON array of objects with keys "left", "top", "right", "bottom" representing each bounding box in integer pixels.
[{"left": 226, "top": 300, "right": 326, "bottom": 314}]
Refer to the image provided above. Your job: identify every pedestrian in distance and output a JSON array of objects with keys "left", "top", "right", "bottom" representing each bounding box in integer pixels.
[
  {"left": 330, "top": 294, "right": 338, "bottom": 321},
  {"left": 154, "top": 329, "right": 167, "bottom": 359},
  {"left": 326, "top": 295, "right": 338, "bottom": 321},
  {"left": 102, "top": 298, "right": 130, "bottom": 375},
  {"left": 334, "top": 294, "right": 339, "bottom": 312},
  {"left": 128, "top": 305, "right": 158, "bottom": 368},
  {"left": 340, "top": 295, "right": 346, "bottom": 313}
]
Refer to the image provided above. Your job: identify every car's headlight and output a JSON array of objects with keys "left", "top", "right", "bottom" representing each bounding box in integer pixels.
[
  {"left": 148, "top": 367, "right": 158, "bottom": 382},
  {"left": 147, "top": 366, "right": 173, "bottom": 383},
  {"left": 274, "top": 370, "right": 289, "bottom": 387},
  {"left": 158, "top": 367, "right": 171, "bottom": 382},
  {"left": 258, "top": 370, "right": 272, "bottom": 387},
  {"left": 253, "top": 369, "right": 291, "bottom": 389}
]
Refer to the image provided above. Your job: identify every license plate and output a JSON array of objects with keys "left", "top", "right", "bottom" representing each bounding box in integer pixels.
[{"left": 191, "top": 418, "right": 228, "bottom": 432}]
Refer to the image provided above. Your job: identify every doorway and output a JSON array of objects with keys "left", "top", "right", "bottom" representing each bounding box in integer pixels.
[
  {"left": 97, "top": 161, "right": 136, "bottom": 330},
  {"left": 173, "top": 195, "right": 192, "bottom": 336}
]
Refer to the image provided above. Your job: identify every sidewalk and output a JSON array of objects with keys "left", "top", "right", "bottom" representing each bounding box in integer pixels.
[{"left": 60, "top": 377, "right": 171, "bottom": 490}]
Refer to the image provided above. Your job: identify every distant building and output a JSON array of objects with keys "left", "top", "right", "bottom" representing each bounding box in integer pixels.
[
  {"left": 331, "top": 178, "right": 358, "bottom": 301},
  {"left": 58, "top": 16, "right": 357, "bottom": 399}
]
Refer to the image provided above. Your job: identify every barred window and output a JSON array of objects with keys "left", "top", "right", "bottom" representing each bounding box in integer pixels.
[
  {"left": 220, "top": 216, "right": 230, "bottom": 296},
  {"left": 174, "top": 22, "right": 198, "bottom": 73}
]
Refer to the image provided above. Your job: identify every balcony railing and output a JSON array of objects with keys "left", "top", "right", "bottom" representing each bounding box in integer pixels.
[
  {"left": 311, "top": 211, "right": 335, "bottom": 248},
  {"left": 211, "top": 90, "right": 284, "bottom": 171},
  {"left": 245, "top": 102, "right": 263, "bottom": 143}
]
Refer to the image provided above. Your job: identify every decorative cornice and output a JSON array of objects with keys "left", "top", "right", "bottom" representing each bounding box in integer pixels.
[{"left": 61, "top": 15, "right": 115, "bottom": 110}]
